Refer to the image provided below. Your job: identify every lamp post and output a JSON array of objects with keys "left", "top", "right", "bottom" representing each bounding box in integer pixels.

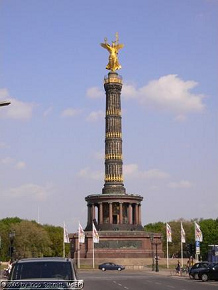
[
  {"left": 0, "top": 101, "right": 11, "bottom": 107},
  {"left": 151, "top": 236, "right": 162, "bottom": 272},
  {"left": 150, "top": 234, "right": 155, "bottom": 271},
  {"left": 0, "top": 235, "right": 2, "bottom": 262},
  {"left": 9, "top": 231, "right": 15, "bottom": 261}
]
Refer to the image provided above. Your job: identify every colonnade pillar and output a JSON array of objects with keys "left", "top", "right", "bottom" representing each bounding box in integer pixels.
[
  {"left": 138, "top": 204, "right": 141, "bottom": 225},
  {"left": 109, "top": 202, "right": 113, "bottom": 224},
  {"left": 92, "top": 204, "right": 95, "bottom": 221},
  {"left": 119, "top": 203, "right": 123, "bottom": 224},
  {"left": 99, "top": 202, "right": 103, "bottom": 224},
  {"left": 87, "top": 201, "right": 142, "bottom": 227},
  {"left": 128, "top": 204, "right": 133, "bottom": 224},
  {"left": 134, "top": 204, "right": 138, "bottom": 224}
]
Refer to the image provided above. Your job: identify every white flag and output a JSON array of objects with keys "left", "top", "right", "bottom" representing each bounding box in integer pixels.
[
  {"left": 181, "top": 222, "right": 186, "bottom": 243},
  {"left": 78, "top": 223, "right": 85, "bottom": 243},
  {"left": 93, "top": 223, "right": 99, "bottom": 243},
  {"left": 64, "top": 223, "right": 70, "bottom": 243},
  {"left": 166, "top": 223, "right": 172, "bottom": 242},
  {"left": 195, "top": 222, "right": 203, "bottom": 242}
]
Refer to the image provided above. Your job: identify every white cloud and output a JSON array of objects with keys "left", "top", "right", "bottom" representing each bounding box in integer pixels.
[
  {"left": 122, "top": 75, "right": 205, "bottom": 116},
  {"left": 123, "top": 164, "right": 170, "bottom": 179},
  {"left": 15, "top": 161, "right": 26, "bottom": 170},
  {"left": 86, "top": 87, "right": 104, "bottom": 99},
  {"left": 78, "top": 167, "right": 103, "bottom": 180},
  {"left": 93, "top": 150, "right": 104, "bottom": 160},
  {"left": 1, "top": 157, "right": 14, "bottom": 165},
  {"left": 123, "top": 164, "right": 138, "bottom": 175},
  {"left": 174, "top": 114, "right": 187, "bottom": 122},
  {"left": 8, "top": 183, "right": 53, "bottom": 201},
  {"left": 122, "top": 83, "right": 138, "bottom": 100},
  {"left": 168, "top": 180, "right": 193, "bottom": 189},
  {"left": 0, "top": 89, "right": 35, "bottom": 120},
  {"left": 0, "top": 88, "right": 9, "bottom": 99},
  {"left": 0, "top": 142, "right": 9, "bottom": 149},
  {"left": 86, "top": 110, "right": 104, "bottom": 122},
  {"left": 0, "top": 98, "right": 34, "bottom": 120},
  {"left": 1, "top": 157, "right": 26, "bottom": 170},
  {"left": 61, "top": 108, "right": 82, "bottom": 118},
  {"left": 43, "top": 106, "right": 53, "bottom": 117}
]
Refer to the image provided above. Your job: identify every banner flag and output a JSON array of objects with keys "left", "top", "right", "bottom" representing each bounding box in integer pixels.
[
  {"left": 181, "top": 222, "right": 186, "bottom": 243},
  {"left": 78, "top": 223, "right": 85, "bottom": 243},
  {"left": 63, "top": 222, "right": 70, "bottom": 243},
  {"left": 93, "top": 223, "right": 99, "bottom": 243},
  {"left": 195, "top": 222, "right": 203, "bottom": 242},
  {"left": 166, "top": 223, "right": 172, "bottom": 242}
]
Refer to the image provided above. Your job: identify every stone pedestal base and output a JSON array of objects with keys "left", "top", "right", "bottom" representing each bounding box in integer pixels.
[{"left": 70, "top": 231, "right": 163, "bottom": 262}]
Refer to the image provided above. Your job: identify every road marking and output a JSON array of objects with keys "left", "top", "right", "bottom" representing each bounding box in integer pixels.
[{"left": 113, "top": 280, "right": 129, "bottom": 289}]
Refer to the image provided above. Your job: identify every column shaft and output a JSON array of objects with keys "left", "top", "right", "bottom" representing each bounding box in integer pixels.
[
  {"left": 138, "top": 204, "right": 142, "bottom": 225},
  {"left": 99, "top": 203, "right": 103, "bottom": 224},
  {"left": 109, "top": 203, "right": 113, "bottom": 224},
  {"left": 128, "top": 204, "right": 133, "bottom": 224},
  {"left": 119, "top": 203, "right": 123, "bottom": 224},
  {"left": 92, "top": 204, "right": 95, "bottom": 221}
]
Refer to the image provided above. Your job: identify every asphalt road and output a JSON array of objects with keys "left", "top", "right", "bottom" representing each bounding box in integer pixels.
[{"left": 78, "top": 270, "right": 218, "bottom": 290}]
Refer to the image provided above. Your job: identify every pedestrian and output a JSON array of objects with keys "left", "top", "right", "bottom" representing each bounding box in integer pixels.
[
  {"left": 186, "top": 259, "right": 190, "bottom": 273},
  {"left": 176, "top": 260, "right": 181, "bottom": 275}
]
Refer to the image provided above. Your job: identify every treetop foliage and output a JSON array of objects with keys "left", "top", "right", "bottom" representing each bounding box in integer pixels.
[
  {"left": 0, "top": 217, "right": 67, "bottom": 261},
  {"left": 1, "top": 217, "right": 217, "bottom": 261},
  {"left": 144, "top": 218, "right": 218, "bottom": 260}
]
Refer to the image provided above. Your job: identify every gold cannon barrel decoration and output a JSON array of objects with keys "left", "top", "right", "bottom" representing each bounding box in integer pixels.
[
  {"left": 106, "top": 132, "right": 122, "bottom": 138},
  {"left": 105, "top": 174, "right": 123, "bottom": 182},
  {"left": 105, "top": 153, "right": 122, "bottom": 160}
]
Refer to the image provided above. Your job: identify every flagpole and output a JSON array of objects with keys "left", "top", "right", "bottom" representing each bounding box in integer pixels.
[
  {"left": 181, "top": 222, "right": 183, "bottom": 267},
  {"left": 166, "top": 223, "right": 170, "bottom": 269},
  {"left": 63, "top": 239, "right": 65, "bottom": 258},
  {"left": 181, "top": 240, "right": 183, "bottom": 267},
  {"left": 78, "top": 233, "right": 80, "bottom": 269},
  {"left": 63, "top": 222, "right": 65, "bottom": 258},
  {"left": 93, "top": 232, "right": 95, "bottom": 269},
  {"left": 195, "top": 222, "right": 199, "bottom": 262}
]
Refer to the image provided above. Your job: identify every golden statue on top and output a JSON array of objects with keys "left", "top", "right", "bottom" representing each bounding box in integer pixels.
[{"left": 100, "top": 32, "right": 124, "bottom": 72}]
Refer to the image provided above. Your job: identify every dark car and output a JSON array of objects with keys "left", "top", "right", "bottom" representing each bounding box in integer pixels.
[
  {"left": 198, "top": 263, "right": 218, "bottom": 282},
  {"left": 189, "top": 261, "right": 211, "bottom": 280},
  {"left": 98, "top": 262, "right": 125, "bottom": 271},
  {"left": 2, "top": 257, "right": 83, "bottom": 289}
]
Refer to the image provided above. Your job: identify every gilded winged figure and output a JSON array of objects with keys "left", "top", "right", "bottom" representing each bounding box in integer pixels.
[{"left": 100, "top": 33, "right": 124, "bottom": 71}]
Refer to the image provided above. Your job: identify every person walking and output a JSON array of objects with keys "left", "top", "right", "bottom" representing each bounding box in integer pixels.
[{"left": 176, "top": 260, "right": 181, "bottom": 275}]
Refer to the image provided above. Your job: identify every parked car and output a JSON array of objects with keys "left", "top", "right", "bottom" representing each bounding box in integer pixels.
[
  {"left": 2, "top": 257, "right": 83, "bottom": 289},
  {"left": 98, "top": 262, "right": 125, "bottom": 271},
  {"left": 189, "top": 261, "right": 211, "bottom": 280},
  {"left": 198, "top": 263, "right": 218, "bottom": 282}
]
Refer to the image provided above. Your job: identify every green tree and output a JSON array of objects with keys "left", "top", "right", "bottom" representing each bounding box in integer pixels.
[
  {"left": 43, "top": 224, "right": 63, "bottom": 257},
  {"left": 0, "top": 217, "right": 22, "bottom": 261},
  {"left": 12, "top": 220, "right": 52, "bottom": 258},
  {"left": 144, "top": 218, "right": 218, "bottom": 259},
  {"left": 197, "top": 219, "right": 218, "bottom": 260}
]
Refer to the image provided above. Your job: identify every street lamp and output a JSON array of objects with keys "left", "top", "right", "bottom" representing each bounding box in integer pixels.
[
  {"left": 9, "top": 231, "right": 15, "bottom": 261},
  {"left": 150, "top": 234, "right": 155, "bottom": 271},
  {"left": 150, "top": 236, "right": 162, "bottom": 272},
  {"left": 0, "top": 101, "right": 11, "bottom": 107}
]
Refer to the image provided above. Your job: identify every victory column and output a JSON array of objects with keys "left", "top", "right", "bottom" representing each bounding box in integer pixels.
[{"left": 71, "top": 34, "right": 163, "bottom": 262}]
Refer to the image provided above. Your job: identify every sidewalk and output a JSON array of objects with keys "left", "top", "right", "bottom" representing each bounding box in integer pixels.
[{"left": 148, "top": 268, "right": 189, "bottom": 278}]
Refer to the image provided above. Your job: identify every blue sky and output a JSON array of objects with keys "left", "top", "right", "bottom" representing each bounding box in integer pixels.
[{"left": 0, "top": 0, "right": 217, "bottom": 232}]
